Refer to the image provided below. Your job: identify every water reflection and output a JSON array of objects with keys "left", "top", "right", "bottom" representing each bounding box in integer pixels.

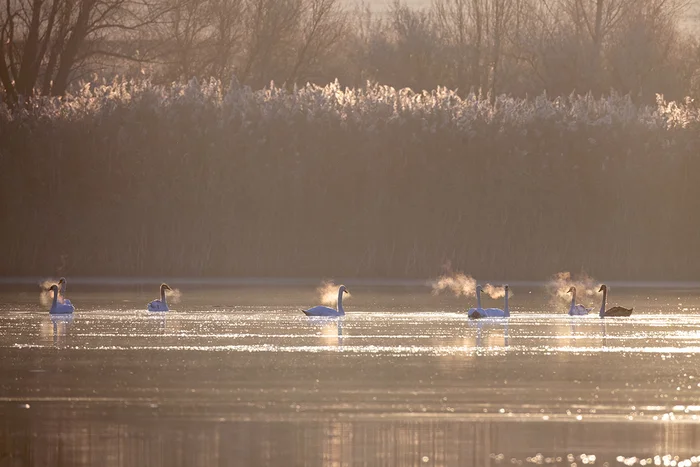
[
  {"left": 566, "top": 318, "right": 604, "bottom": 347},
  {"left": 468, "top": 320, "right": 509, "bottom": 348},
  {"left": 601, "top": 320, "right": 608, "bottom": 348},
  {"left": 147, "top": 313, "right": 167, "bottom": 334},
  {"left": 49, "top": 315, "right": 73, "bottom": 348},
  {"left": 306, "top": 317, "right": 343, "bottom": 347},
  {"left": 2, "top": 411, "right": 700, "bottom": 467}
]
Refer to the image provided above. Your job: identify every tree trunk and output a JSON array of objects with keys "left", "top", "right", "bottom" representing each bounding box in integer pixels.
[
  {"left": 51, "top": 0, "right": 95, "bottom": 95},
  {"left": 16, "top": 0, "right": 44, "bottom": 96},
  {"left": 471, "top": 0, "right": 482, "bottom": 92}
]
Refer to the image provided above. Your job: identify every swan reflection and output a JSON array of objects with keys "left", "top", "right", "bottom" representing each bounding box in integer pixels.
[
  {"left": 306, "top": 316, "right": 343, "bottom": 347},
  {"left": 468, "top": 320, "right": 509, "bottom": 348},
  {"left": 50, "top": 314, "right": 73, "bottom": 348}
]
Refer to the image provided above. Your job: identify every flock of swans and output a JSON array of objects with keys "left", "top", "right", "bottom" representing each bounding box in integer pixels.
[
  {"left": 298, "top": 282, "right": 633, "bottom": 318},
  {"left": 46, "top": 278, "right": 633, "bottom": 319}
]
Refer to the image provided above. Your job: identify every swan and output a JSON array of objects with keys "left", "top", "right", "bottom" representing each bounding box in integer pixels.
[
  {"left": 479, "top": 284, "right": 511, "bottom": 318},
  {"left": 598, "top": 284, "right": 633, "bottom": 318},
  {"left": 48, "top": 284, "right": 74, "bottom": 314},
  {"left": 567, "top": 286, "right": 592, "bottom": 316},
  {"left": 467, "top": 285, "right": 486, "bottom": 318},
  {"left": 147, "top": 283, "right": 172, "bottom": 312},
  {"left": 302, "top": 285, "right": 348, "bottom": 316},
  {"left": 57, "top": 277, "right": 73, "bottom": 305}
]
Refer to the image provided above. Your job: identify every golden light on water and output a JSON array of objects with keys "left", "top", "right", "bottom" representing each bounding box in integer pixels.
[{"left": 319, "top": 320, "right": 342, "bottom": 346}]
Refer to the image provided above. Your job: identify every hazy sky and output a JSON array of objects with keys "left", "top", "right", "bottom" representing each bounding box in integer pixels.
[{"left": 353, "top": 0, "right": 700, "bottom": 29}]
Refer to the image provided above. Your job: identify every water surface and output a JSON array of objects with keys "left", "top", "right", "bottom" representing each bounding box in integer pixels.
[{"left": 2, "top": 283, "right": 700, "bottom": 466}]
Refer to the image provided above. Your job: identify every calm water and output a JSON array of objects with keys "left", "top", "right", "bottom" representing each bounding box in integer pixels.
[{"left": 2, "top": 282, "right": 700, "bottom": 466}]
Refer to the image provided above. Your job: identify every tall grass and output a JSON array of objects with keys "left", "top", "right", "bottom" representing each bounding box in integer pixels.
[{"left": 2, "top": 78, "right": 699, "bottom": 279}]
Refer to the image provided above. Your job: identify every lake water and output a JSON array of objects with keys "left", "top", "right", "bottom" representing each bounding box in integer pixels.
[{"left": 2, "top": 282, "right": 700, "bottom": 466}]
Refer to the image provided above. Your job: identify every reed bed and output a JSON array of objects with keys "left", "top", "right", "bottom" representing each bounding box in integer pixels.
[{"left": 2, "top": 78, "right": 699, "bottom": 279}]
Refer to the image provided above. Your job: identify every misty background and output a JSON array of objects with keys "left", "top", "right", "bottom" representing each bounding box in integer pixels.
[{"left": 2, "top": 0, "right": 700, "bottom": 280}]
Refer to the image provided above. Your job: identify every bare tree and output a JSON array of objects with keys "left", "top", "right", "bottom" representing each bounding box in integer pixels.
[
  {"left": 433, "top": 0, "right": 472, "bottom": 88},
  {"left": 239, "top": 0, "right": 302, "bottom": 86},
  {"left": 485, "top": 0, "right": 514, "bottom": 101},
  {"left": 154, "top": 0, "right": 243, "bottom": 80},
  {"left": 209, "top": 0, "right": 244, "bottom": 78},
  {"left": 431, "top": 0, "right": 515, "bottom": 97},
  {"left": 0, "top": 0, "right": 166, "bottom": 101},
  {"left": 286, "top": 0, "right": 346, "bottom": 84},
  {"left": 168, "top": 0, "right": 213, "bottom": 77},
  {"left": 605, "top": 0, "right": 689, "bottom": 100},
  {"left": 556, "top": 0, "right": 635, "bottom": 91},
  {"left": 387, "top": 1, "right": 440, "bottom": 91}
]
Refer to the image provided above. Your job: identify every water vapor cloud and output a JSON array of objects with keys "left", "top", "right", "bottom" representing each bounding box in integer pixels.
[
  {"left": 431, "top": 262, "right": 509, "bottom": 299},
  {"left": 547, "top": 271, "right": 600, "bottom": 305},
  {"left": 317, "top": 280, "right": 350, "bottom": 305},
  {"left": 165, "top": 287, "right": 182, "bottom": 304}
]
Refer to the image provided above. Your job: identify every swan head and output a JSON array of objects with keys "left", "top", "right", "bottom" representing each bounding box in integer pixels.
[
  {"left": 58, "top": 277, "right": 66, "bottom": 285},
  {"left": 161, "top": 283, "right": 172, "bottom": 291},
  {"left": 598, "top": 284, "right": 607, "bottom": 293},
  {"left": 339, "top": 285, "right": 349, "bottom": 294},
  {"left": 476, "top": 285, "right": 483, "bottom": 292},
  {"left": 49, "top": 284, "right": 59, "bottom": 293},
  {"left": 567, "top": 286, "right": 576, "bottom": 294}
]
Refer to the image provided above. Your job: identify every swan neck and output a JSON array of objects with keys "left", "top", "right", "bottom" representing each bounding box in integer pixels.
[
  {"left": 161, "top": 286, "right": 167, "bottom": 304},
  {"left": 476, "top": 289, "right": 482, "bottom": 309},
  {"left": 599, "top": 288, "right": 607, "bottom": 317},
  {"left": 504, "top": 292, "right": 509, "bottom": 317},
  {"left": 569, "top": 290, "right": 576, "bottom": 313},
  {"left": 337, "top": 288, "right": 344, "bottom": 314},
  {"left": 52, "top": 288, "right": 58, "bottom": 308}
]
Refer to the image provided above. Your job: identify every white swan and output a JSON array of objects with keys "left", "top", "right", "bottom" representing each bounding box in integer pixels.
[
  {"left": 148, "top": 283, "right": 172, "bottom": 312},
  {"left": 302, "top": 285, "right": 348, "bottom": 316},
  {"left": 57, "top": 277, "right": 73, "bottom": 306},
  {"left": 598, "top": 284, "right": 633, "bottom": 318},
  {"left": 480, "top": 285, "right": 511, "bottom": 318},
  {"left": 48, "top": 284, "right": 74, "bottom": 314},
  {"left": 567, "top": 286, "right": 592, "bottom": 316},
  {"left": 467, "top": 285, "right": 485, "bottom": 318}
]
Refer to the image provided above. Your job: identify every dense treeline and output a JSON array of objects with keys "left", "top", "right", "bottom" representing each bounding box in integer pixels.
[
  {"left": 1, "top": 0, "right": 700, "bottom": 104},
  {"left": 1, "top": 79, "right": 699, "bottom": 279}
]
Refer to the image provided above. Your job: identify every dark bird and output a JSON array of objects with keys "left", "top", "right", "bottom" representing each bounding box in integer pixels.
[{"left": 598, "top": 284, "right": 633, "bottom": 318}]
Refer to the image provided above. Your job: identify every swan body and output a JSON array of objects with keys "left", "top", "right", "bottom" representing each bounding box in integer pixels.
[
  {"left": 599, "top": 284, "right": 633, "bottom": 318},
  {"left": 148, "top": 283, "right": 172, "bottom": 312},
  {"left": 302, "top": 285, "right": 348, "bottom": 316},
  {"left": 57, "top": 277, "right": 72, "bottom": 306},
  {"left": 467, "top": 285, "right": 485, "bottom": 318},
  {"left": 48, "top": 284, "right": 74, "bottom": 314},
  {"left": 567, "top": 287, "right": 592, "bottom": 316},
  {"left": 479, "top": 285, "right": 510, "bottom": 318}
]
